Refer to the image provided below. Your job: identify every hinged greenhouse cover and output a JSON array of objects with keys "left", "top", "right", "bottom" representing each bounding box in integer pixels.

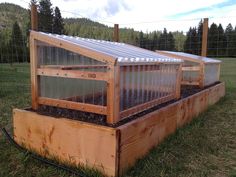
[
  {"left": 33, "top": 31, "right": 183, "bottom": 65},
  {"left": 30, "top": 31, "right": 183, "bottom": 124},
  {"left": 157, "top": 50, "right": 221, "bottom": 64}
]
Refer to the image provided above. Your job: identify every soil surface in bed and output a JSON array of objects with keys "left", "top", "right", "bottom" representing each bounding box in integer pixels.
[{"left": 27, "top": 82, "right": 221, "bottom": 127}]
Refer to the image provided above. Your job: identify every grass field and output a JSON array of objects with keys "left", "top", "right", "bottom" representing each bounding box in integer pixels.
[{"left": 0, "top": 58, "right": 235, "bottom": 177}]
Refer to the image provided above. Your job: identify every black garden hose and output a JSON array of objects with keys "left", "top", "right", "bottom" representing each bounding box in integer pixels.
[{"left": 1, "top": 127, "right": 88, "bottom": 177}]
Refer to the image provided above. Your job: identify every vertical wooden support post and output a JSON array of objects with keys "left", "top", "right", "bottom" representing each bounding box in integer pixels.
[
  {"left": 107, "top": 64, "right": 120, "bottom": 124},
  {"left": 30, "top": 34, "right": 39, "bottom": 110},
  {"left": 175, "top": 64, "right": 182, "bottom": 99},
  {"left": 201, "top": 18, "right": 208, "bottom": 57},
  {"left": 114, "top": 24, "right": 119, "bottom": 42},
  {"left": 199, "top": 63, "right": 205, "bottom": 88},
  {"left": 30, "top": 4, "right": 38, "bottom": 109},
  {"left": 31, "top": 3, "right": 38, "bottom": 31},
  {"left": 217, "top": 64, "right": 221, "bottom": 81}
]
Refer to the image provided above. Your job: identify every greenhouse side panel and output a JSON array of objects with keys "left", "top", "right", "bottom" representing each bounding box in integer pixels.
[{"left": 13, "top": 109, "right": 119, "bottom": 177}]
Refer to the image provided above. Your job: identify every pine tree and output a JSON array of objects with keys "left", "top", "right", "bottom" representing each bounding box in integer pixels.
[
  {"left": 208, "top": 23, "right": 218, "bottom": 57},
  {"left": 225, "top": 23, "right": 234, "bottom": 56},
  {"left": 217, "top": 24, "right": 226, "bottom": 56},
  {"left": 197, "top": 20, "right": 203, "bottom": 55},
  {"left": 10, "top": 22, "right": 25, "bottom": 63},
  {"left": 158, "top": 28, "right": 168, "bottom": 50},
  {"left": 184, "top": 27, "right": 192, "bottom": 53},
  {"left": 184, "top": 27, "right": 198, "bottom": 54},
  {"left": 151, "top": 31, "right": 158, "bottom": 51},
  {"left": 38, "top": 0, "right": 53, "bottom": 33},
  {"left": 0, "top": 31, "right": 2, "bottom": 62},
  {"left": 167, "top": 32, "right": 175, "bottom": 51},
  {"left": 233, "top": 26, "right": 236, "bottom": 56},
  {"left": 53, "top": 6, "right": 64, "bottom": 34},
  {"left": 139, "top": 31, "right": 145, "bottom": 48}
]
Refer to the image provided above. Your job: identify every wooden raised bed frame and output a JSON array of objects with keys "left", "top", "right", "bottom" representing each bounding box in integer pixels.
[{"left": 13, "top": 82, "right": 225, "bottom": 177}]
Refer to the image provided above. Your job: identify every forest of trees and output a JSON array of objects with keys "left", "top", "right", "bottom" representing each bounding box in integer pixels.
[
  {"left": 184, "top": 20, "right": 236, "bottom": 57},
  {"left": 0, "top": 0, "right": 65, "bottom": 63},
  {"left": 0, "top": 0, "right": 236, "bottom": 63}
]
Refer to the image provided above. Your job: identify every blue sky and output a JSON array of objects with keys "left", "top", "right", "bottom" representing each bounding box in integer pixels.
[
  {"left": 1, "top": 0, "right": 236, "bottom": 31},
  {"left": 170, "top": 0, "right": 236, "bottom": 19}
]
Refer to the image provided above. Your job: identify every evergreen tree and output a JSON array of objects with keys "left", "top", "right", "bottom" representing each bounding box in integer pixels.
[
  {"left": 208, "top": 23, "right": 218, "bottom": 57},
  {"left": 139, "top": 31, "right": 145, "bottom": 48},
  {"left": 151, "top": 31, "right": 158, "bottom": 51},
  {"left": 184, "top": 27, "right": 198, "bottom": 54},
  {"left": 197, "top": 20, "right": 203, "bottom": 55},
  {"left": 9, "top": 21, "right": 25, "bottom": 63},
  {"left": 158, "top": 28, "right": 168, "bottom": 50},
  {"left": 217, "top": 24, "right": 226, "bottom": 56},
  {"left": 233, "top": 26, "right": 236, "bottom": 56},
  {"left": 184, "top": 27, "right": 192, "bottom": 53},
  {"left": 225, "top": 23, "right": 234, "bottom": 56},
  {"left": 38, "top": 0, "right": 53, "bottom": 33},
  {"left": 53, "top": 6, "right": 64, "bottom": 34},
  {"left": 167, "top": 32, "right": 175, "bottom": 51},
  {"left": 0, "top": 31, "right": 2, "bottom": 62}
]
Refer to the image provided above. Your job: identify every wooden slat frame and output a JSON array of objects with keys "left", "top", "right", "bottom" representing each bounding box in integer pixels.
[
  {"left": 38, "top": 97, "right": 107, "bottom": 115},
  {"left": 30, "top": 31, "right": 116, "bottom": 65},
  {"left": 156, "top": 51, "right": 207, "bottom": 87},
  {"left": 107, "top": 65, "right": 120, "bottom": 124},
  {"left": 120, "top": 94, "right": 175, "bottom": 119},
  {"left": 37, "top": 68, "right": 109, "bottom": 81},
  {"left": 30, "top": 31, "right": 115, "bottom": 120}
]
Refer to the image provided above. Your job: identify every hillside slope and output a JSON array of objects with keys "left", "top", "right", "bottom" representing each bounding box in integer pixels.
[{"left": 0, "top": 3, "right": 29, "bottom": 31}]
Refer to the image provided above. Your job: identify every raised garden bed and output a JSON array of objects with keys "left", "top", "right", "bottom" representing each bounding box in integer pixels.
[{"left": 13, "top": 82, "right": 225, "bottom": 177}]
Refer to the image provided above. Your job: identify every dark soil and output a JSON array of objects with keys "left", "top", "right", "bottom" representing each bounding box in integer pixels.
[{"left": 28, "top": 82, "right": 221, "bottom": 128}]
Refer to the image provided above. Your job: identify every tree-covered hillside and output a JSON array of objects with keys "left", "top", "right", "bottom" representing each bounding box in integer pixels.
[{"left": 0, "top": 3, "right": 29, "bottom": 32}]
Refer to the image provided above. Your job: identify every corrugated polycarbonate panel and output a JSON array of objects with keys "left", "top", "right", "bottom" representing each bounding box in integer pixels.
[
  {"left": 119, "top": 64, "right": 178, "bottom": 111},
  {"left": 204, "top": 63, "right": 219, "bottom": 86},
  {"left": 182, "top": 71, "right": 200, "bottom": 82},
  {"left": 37, "top": 32, "right": 183, "bottom": 64},
  {"left": 161, "top": 51, "right": 221, "bottom": 63},
  {"left": 37, "top": 41, "right": 106, "bottom": 68},
  {"left": 39, "top": 76, "right": 107, "bottom": 106}
]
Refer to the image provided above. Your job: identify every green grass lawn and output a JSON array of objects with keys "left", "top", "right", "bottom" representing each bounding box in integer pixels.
[{"left": 0, "top": 58, "right": 235, "bottom": 177}]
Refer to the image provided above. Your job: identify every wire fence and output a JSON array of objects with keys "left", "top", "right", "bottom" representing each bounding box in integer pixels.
[{"left": 0, "top": 5, "right": 236, "bottom": 111}]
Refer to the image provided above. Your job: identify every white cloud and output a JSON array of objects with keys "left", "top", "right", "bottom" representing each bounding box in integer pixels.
[{"left": 0, "top": 0, "right": 236, "bottom": 31}]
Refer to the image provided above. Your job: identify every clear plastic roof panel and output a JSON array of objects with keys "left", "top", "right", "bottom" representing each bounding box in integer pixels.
[
  {"left": 37, "top": 32, "right": 183, "bottom": 65},
  {"left": 160, "top": 51, "right": 221, "bottom": 64}
]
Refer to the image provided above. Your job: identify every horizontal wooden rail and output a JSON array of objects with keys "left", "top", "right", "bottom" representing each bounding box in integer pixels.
[
  {"left": 41, "top": 64, "right": 108, "bottom": 70},
  {"left": 120, "top": 94, "right": 175, "bottom": 119},
  {"left": 38, "top": 97, "right": 107, "bottom": 115},
  {"left": 181, "top": 80, "right": 200, "bottom": 86},
  {"left": 182, "top": 66, "right": 200, "bottom": 71},
  {"left": 37, "top": 68, "right": 109, "bottom": 81}
]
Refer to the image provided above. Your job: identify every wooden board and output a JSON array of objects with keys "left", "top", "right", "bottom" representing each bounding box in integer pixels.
[
  {"left": 118, "top": 82, "right": 225, "bottom": 175},
  {"left": 13, "top": 82, "right": 225, "bottom": 177},
  {"left": 13, "top": 109, "right": 119, "bottom": 177}
]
